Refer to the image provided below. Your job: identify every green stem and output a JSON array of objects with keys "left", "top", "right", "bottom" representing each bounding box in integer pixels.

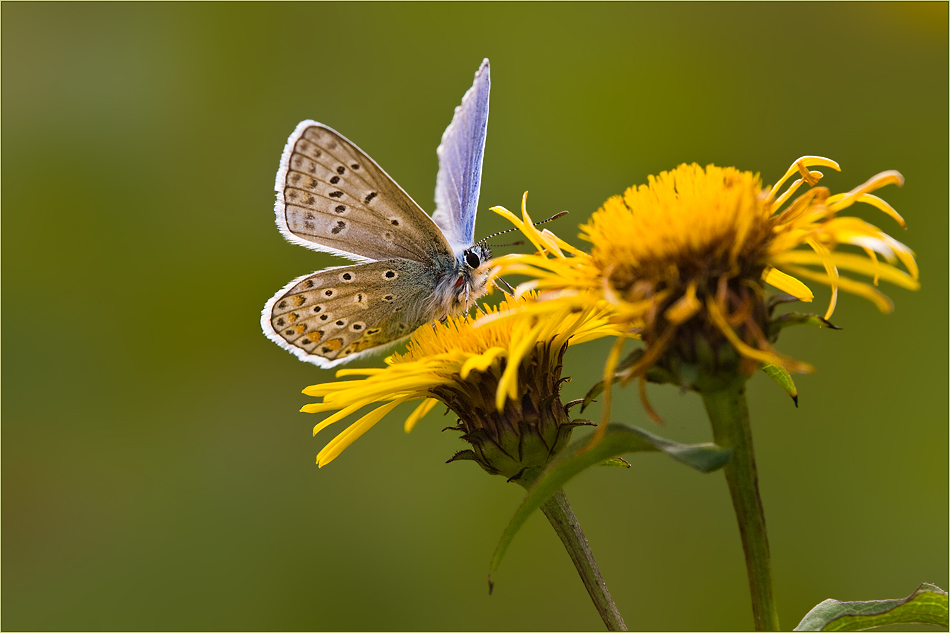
[
  {"left": 540, "top": 489, "right": 628, "bottom": 631},
  {"left": 700, "top": 379, "right": 780, "bottom": 631}
]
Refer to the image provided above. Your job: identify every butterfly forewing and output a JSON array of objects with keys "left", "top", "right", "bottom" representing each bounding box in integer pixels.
[
  {"left": 277, "top": 122, "right": 455, "bottom": 266},
  {"left": 432, "top": 59, "right": 490, "bottom": 253},
  {"left": 262, "top": 259, "right": 445, "bottom": 367}
]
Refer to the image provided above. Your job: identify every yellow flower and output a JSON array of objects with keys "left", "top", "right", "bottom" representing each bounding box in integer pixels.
[
  {"left": 490, "top": 157, "right": 919, "bottom": 400},
  {"left": 301, "top": 293, "right": 620, "bottom": 473}
]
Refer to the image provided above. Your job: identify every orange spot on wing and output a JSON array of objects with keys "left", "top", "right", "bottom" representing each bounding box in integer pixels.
[
  {"left": 343, "top": 339, "right": 375, "bottom": 355},
  {"left": 321, "top": 338, "right": 344, "bottom": 352}
]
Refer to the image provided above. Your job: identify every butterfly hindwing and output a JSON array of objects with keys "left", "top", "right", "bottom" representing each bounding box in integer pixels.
[
  {"left": 432, "top": 59, "right": 490, "bottom": 253},
  {"left": 276, "top": 122, "right": 455, "bottom": 266},
  {"left": 262, "top": 259, "right": 446, "bottom": 367}
]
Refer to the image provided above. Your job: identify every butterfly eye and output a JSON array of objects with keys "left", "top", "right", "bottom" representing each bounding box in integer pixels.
[{"left": 465, "top": 251, "right": 481, "bottom": 268}]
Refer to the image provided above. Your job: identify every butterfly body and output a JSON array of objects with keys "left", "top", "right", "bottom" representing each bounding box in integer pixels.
[{"left": 262, "top": 60, "right": 492, "bottom": 367}]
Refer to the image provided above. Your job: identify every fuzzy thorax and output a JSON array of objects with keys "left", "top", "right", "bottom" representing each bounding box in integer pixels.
[{"left": 427, "top": 244, "right": 493, "bottom": 319}]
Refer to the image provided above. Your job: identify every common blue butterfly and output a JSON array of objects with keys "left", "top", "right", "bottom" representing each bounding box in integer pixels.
[{"left": 262, "top": 59, "right": 492, "bottom": 367}]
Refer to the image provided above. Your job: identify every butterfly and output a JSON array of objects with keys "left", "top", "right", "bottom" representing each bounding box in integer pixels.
[{"left": 261, "top": 59, "right": 493, "bottom": 368}]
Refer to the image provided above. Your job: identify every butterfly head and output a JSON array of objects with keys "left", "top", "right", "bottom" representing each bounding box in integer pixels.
[
  {"left": 463, "top": 243, "right": 492, "bottom": 271},
  {"left": 456, "top": 242, "right": 492, "bottom": 297}
]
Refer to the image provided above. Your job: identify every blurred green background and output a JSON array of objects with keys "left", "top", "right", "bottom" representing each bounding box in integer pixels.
[{"left": 3, "top": 3, "right": 947, "bottom": 630}]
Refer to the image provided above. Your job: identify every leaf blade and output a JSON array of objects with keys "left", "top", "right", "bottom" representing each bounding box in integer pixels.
[
  {"left": 489, "top": 424, "right": 731, "bottom": 579},
  {"left": 762, "top": 363, "right": 799, "bottom": 406},
  {"left": 794, "top": 582, "right": 948, "bottom": 631}
]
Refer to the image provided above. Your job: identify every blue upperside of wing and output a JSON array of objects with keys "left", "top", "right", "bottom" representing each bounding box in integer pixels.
[{"left": 432, "top": 59, "right": 490, "bottom": 254}]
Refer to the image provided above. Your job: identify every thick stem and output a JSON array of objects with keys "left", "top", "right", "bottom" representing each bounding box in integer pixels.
[
  {"left": 700, "top": 380, "right": 780, "bottom": 631},
  {"left": 540, "top": 489, "right": 627, "bottom": 631}
]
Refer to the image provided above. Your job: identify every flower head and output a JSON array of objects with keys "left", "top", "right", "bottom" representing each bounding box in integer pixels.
[
  {"left": 490, "top": 157, "right": 919, "bottom": 391},
  {"left": 302, "top": 294, "right": 619, "bottom": 477}
]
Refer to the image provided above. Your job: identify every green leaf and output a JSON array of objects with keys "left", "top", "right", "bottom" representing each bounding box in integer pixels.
[
  {"left": 489, "top": 424, "right": 731, "bottom": 578},
  {"left": 769, "top": 312, "right": 842, "bottom": 336},
  {"left": 580, "top": 380, "right": 605, "bottom": 411},
  {"left": 762, "top": 363, "right": 799, "bottom": 406},
  {"left": 767, "top": 291, "right": 803, "bottom": 310},
  {"left": 794, "top": 582, "right": 948, "bottom": 631}
]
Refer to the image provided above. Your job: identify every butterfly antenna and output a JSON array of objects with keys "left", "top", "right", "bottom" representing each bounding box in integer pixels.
[
  {"left": 477, "top": 211, "right": 570, "bottom": 245},
  {"left": 536, "top": 210, "right": 569, "bottom": 225},
  {"left": 478, "top": 225, "right": 521, "bottom": 244}
]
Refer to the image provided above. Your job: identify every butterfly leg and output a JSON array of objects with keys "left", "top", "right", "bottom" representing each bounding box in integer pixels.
[{"left": 492, "top": 277, "right": 515, "bottom": 297}]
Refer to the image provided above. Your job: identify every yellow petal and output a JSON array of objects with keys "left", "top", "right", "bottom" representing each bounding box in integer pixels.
[
  {"left": 773, "top": 250, "right": 920, "bottom": 290},
  {"left": 805, "top": 238, "right": 839, "bottom": 320},
  {"left": 404, "top": 398, "right": 438, "bottom": 433},
  {"left": 497, "top": 320, "right": 544, "bottom": 411},
  {"left": 460, "top": 347, "right": 506, "bottom": 378},
  {"left": 592, "top": 336, "right": 629, "bottom": 443},
  {"left": 767, "top": 156, "right": 840, "bottom": 202},
  {"left": 316, "top": 400, "right": 405, "bottom": 467},
  {"left": 664, "top": 281, "right": 702, "bottom": 324},
  {"left": 827, "top": 170, "right": 904, "bottom": 211},
  {"left": 334, "top": 368, "right": 387, "bottom": 378},
  {"left": 825, "top": 192, "right": 906, "bottom": 229},
  {"left": 310, "top": 401, "right": 370, "bottom": 434},
  {"left": 763, "top": 268, "right": 814, "bottom": 302},
  {"left": 706, "top": 298, "right": 814, "bottom": 374},
  {"left": 778, "top": 264, "right": 895, "bottom": 314}
]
